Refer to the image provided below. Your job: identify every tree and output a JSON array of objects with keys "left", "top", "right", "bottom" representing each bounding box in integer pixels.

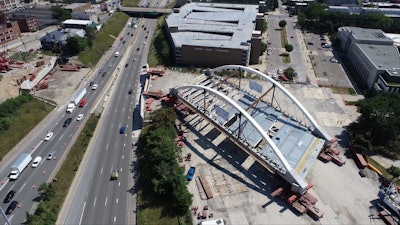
[
  {"left": 279, "top": 20, "right": 287, "bottom": 29},
  {"left": 388, "top": 165, "right": 400, "bottom": 179},
  {"left": 65, "top": 36, "right": 86, "bottom": 56},
  {"left": 51, "top": 6, "right": 71, "bottom": 21},
  {"left": 284, "top": 67, "right": 295, "bottom": 80},
  {"left": 284, "top": 44, "right": 293, "bottom": 52},
  {"left": 38, "top": 183, "right": 55, "bottom": 201}
]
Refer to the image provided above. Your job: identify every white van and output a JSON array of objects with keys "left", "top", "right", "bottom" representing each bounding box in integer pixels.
[{"left": 114, "top": 51, "right": 120, "bottom": 57}]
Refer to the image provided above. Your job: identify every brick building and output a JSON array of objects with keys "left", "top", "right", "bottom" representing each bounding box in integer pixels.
[
  {"left": 9, "top": 15, "right": 38, "bottom": 32},
  {"left": 0, "top": 21, "right": 21, "bottom": 46}
]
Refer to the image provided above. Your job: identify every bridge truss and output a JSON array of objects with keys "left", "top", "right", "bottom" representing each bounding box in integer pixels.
[{"left": 170, "top": 65, "right": 334, "bottom": 194}]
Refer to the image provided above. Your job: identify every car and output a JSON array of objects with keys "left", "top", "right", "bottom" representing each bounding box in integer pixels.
[
  {"left": 290, "top": 36, "right": 294, "bottom": 38},
  {"left": 330, "top": 57, "right": 339, "bottom": 63},
  {"left": 131, "top": 33, "right": 133, "bottom": 37},
  {"left": 137, "top": 48, "right": 140, "bottom": 51},
  {"left": 307, "top": 42, "right": 314, "bottom": 45},
  {"left": 3, "top": 190, "right": 16, "bottom": 203},
  {"left": 5, "top": 201, "right": 18, "bottom": 214},
  {"left": 143, "top": 41, "right": 147, "bottom": 45},
  {"left": 133, "top": 58, "right": 136, "bottom": 61},
  {"left": 92, "top": 84, "right": 98, "bottom": 90},
  {"left": 277, "top": 69, "right": 283, "bottom": 74},
  {"left": 111, "top": 169, "right": 119, "bottom": 180},
  {"left": 63, "top": 118, "right": 72, "bottom": 127},
  {"left": 77, "top": 114, "right": 84, "bottom": 121},
  {"left": 89, "top": 81, "right": 94, "bottom": 86},
  {"left": 321, "top": 42, "right": 327, "bottom": 46},
  {"left": 44, "top": 132, "right": 53, "bottom": 141},
  {"left": 144, "top": 27, "right": 147, "bottom": 30},
  {"left": 122, "top": 40, "right": 126, "bottom": 44},
  {"left": 145, "top": 36, "right": 148, "bottom": 39},
  {"left": 47, "top": 151, "right": 55, "bottom": 160},
  {"left": 186, "top": 167, "right": 196, "bottom": 181},
  {"left": 102, "top": 72, "right": 106, "bottom": 77},
  {"left": 125, "top": 63, "right": 129, "bottom": 67},
  {"left": 128, "top": 89, "right": 133, "bottom": 94},
  {"left": 120, "top": 126, "right": 125, "bottom": 134},
  {"left": 127, "top": 32, "right": 130, "bottom": 35},
  {"left": 32, "top": 156, "right": 42, "bottom": 168}
]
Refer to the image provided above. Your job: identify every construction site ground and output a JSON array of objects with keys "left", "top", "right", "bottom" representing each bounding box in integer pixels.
[{"left": 145, "top": 70, "right": 385, "bottom": 225}]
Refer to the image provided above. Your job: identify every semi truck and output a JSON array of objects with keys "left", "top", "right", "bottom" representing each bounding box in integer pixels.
[
  {"left": 9, "top": 153, "right": 32, "bottom": 180},
  {"left": 67, "top": 87, "right": 87, "bottom": 113}
]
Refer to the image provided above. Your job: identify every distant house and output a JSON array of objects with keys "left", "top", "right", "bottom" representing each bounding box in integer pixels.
[{"left": 40, "top": 29, "right": 86, "bottom": 51}]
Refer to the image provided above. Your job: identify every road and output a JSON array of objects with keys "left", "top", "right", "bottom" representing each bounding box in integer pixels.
[
  {"left": 60, "top": 18, "right": 156, "bottom": 225},
  {"left": 0, "top": 16, "right": 140, "bottom": 225}
]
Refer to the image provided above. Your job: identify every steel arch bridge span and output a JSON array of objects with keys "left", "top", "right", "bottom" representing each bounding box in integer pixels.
[
  {"left": 210, "top": 65, "right": 332, "bottom": 142},
  {"left": 171, "top": 84, "right": 309, "bottom": 193}
]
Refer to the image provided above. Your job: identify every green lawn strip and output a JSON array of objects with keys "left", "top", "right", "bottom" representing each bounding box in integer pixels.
[
  {"left": 25, "top": 114, "right": 100, "bottom": 225},
  {"left": 78, "top": 12, "right": 129, "bottom": 66},
  {"left": 0, "top": 99, "right": 54, "bottom": 161}
]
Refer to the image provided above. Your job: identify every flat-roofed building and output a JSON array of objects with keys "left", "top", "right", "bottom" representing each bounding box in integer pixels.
[
  {"left": 62, "top": 19, "right": 93, "bottom": 29},
  {"left": 9, "top": 15, "right": 39, "bottom": 32},
  {"left": 337, "top": 26, "right": 400, "bottom": 93},
  {"left": 165, "top": 3, "right": 263, "bottom": 67}
]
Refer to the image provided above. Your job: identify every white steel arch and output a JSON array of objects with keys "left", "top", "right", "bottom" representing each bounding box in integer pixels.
[
  {"left": 172, "top": 84, "right": 308, "bottom": 191},
  {"left": 210, "top": 65, "right": 332, "bottom": 142}
]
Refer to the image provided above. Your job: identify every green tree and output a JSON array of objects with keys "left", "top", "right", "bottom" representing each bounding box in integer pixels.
[
  {"left": 279, "top": 20, "right": 287, "bottom": 29},
  {"left": 388, "top": 165, "right": 400, "bottom": 179},
  {"left": 38, "top": 182, "right": 55, "bottom": 201},
  {"left": 51, "top": 6, "right": 71, "bottom": 21},
  {"left": 65, "top": 36, "right": 86, "bottom": 56},
  {"left": 284, "top": 44, "right": 293, "bottom": 52},
  {"left": 284, "top": 67, "right": 295, "bottom": 80}
]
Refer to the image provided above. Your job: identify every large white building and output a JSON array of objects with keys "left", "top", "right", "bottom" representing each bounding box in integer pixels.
[{"left": 337, "top": 27, "right": 400, "bottom": 93}]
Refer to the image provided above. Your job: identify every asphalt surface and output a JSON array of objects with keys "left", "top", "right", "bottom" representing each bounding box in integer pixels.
[{"left": 59, "top": 18, "right": 155, "bottom": 225}]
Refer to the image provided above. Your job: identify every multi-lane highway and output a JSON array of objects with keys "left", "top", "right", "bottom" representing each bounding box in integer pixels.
[
  {"left": 0, "top": 15, "right": 146, "bottom": 225},
  {"left": 60, "top": 18, "right": 157, "bottom": 225}
]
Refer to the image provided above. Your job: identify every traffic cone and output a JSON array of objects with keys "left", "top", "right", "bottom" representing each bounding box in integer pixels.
[
  {"left": 17, "top": 203, "right": 22, "bottom": 208},
  {"left": 1, "top": 180, "right": 5, "bottom": 184},
  {"left": 32, "top": 184, "right": 36, "bottom": 189},
  {"left": 53, "top": 156, "right": 57, "bottom": 160},
  {"left": 42, "top": 170, "right": 46, "bottom": 175}
]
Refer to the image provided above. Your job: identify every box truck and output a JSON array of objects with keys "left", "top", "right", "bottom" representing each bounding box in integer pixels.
[
  {"left": 10, "top": 153, "right": 32, "bottom": 180},
  {"left": 67, "top": 87, "right": 87, "bottom": 113}
]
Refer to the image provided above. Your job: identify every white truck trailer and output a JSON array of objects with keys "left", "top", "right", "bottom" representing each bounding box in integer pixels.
[
  {"left": 10, "top": 153, "right": 32, "bottom": 180},
  {"left": 67, "top": 87, "right": 87, "bottom": 113}
]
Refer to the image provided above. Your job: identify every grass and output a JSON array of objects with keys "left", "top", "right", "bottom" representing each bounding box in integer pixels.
[
  {"left": 78, "top": 12, "right": 129, "bottom": 66},
  {"left": 147, "top": 16, "right": 172, "bottom": 67},
  {"left": 0, "top": 99, "right": 54, "bottom": 161},
  {"left": 323, "top": 86, "right": 357, "bottom": 95}
]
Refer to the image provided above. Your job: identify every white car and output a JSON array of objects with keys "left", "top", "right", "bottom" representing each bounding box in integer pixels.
[
  {"left": 92, "top": 84, "right": 98, "bottom": 90},
  {"left": 77, "top": 114, "right": 84, "bottom": 121},
  {"left": 32, "top": 156, "right": 42, "bottom": 168},
  {"left": 44, "top": 132, "right": 53, "bottom": 141}
]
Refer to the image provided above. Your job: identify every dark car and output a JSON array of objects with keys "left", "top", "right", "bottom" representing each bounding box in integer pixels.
[
  {"left": 186, "top": 167, "right": 196, "bottom": 181},
  {"left": 128, "top": 89, "right": 133, "bottom": 94},
  {"left": 125, "top": 63, "right": 129, "bottom": 67},
  {"left": 63, "top": 118, "right": 72, "bottom": 127},
  {"left": 3, "top": 190, "right": 16, "bottom": 203},
  {"left": 89, "top": 81, "right": 94, "bottom": 86},
  {"left": 5, "top": 201, "right": 18, "bottom": 215},
  {"left": 120, "top": 126, "right": 125, "bottom": 134},
  {"left": 137, "top": 48, "right": 140, "bottom": 51}
]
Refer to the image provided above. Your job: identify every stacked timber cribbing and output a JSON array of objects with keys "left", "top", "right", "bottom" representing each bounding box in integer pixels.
[{"left": 199, "top": 176, "right": 213, "bottom": 199}]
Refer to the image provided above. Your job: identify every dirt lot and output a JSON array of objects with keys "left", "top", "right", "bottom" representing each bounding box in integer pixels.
[{"left": 0, "top": 55, "right": 91, "bottom": 106}]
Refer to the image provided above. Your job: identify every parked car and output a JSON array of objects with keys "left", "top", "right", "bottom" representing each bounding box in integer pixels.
[
  {"left": 44, "top": 132, "right": 53, "bottom": 141},
  {"left": 186, "top": 167, "right": 196, "bottom": 181},
  {"left": 31, "top": 156, "right": 42, "bottom": 168},
  {"left": 330, "top": 57, "right": 339, "bottom": 63},
  {"left": 92, "top": 84, "right": 98, "bottom": 90},
  {"left": 63, "top": 118, "right": 72, "bottom": 127},
  {"left": 307, "top": 42, "right": 314, "bottom": 45},
  {"left": 128, "top": 89, "right": 133, "bottom": 94},
  {"left": 3, "top": 190, "right": 16, "bottom": 203},
  {"left": 5, "top": 201, "right": 18, "bottom": 214},
  {"left": 89, "top": 81, "right": 94, "bottom": 86}
]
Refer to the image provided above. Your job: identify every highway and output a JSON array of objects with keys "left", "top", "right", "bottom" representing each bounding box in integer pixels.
[
  {"left": 60, "top": 18, "right": 156, "bottom": 225},
  {"left": 0, "top": 16, "right": 144, "bottom": 225}
]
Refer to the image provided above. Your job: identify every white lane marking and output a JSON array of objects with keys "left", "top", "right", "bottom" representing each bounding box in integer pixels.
[
  {"left": 78, "top": 201, "right": 86, "bottom": 225},
  {"left": 118, "top": 181, "right": 121, "bottom": 186},
  {"left": 93, "top": 197, "right": 97, "bottom": 207},
  {"left": 120, "top": 168, "right": 122, "bottom": 172},
  {"left": 122, "top": 155, "right": 124, "bottom": 159},
  {"left": 106, "top": 143, "right": 109, "bottom": 150},
  {"left": 101, "top": 167, "right": 103, "bottom": 175},
  {"left": 115, "top": 142, "right": 117, "bottom": 148},
  {"left": 123, "top": 143, "right": 126, "bottom": 147},
  {"left": 122, "top": 107, "right": 125, "bottom": 113},
  {"left": 116, "top": 198, "right": 118, "bottom": 203},
  {"left": 19, "top": 183, "right": 27, "bottom": 193},
  {"left": 105, "top": 197, "right": 108, "bottom": 206},
  {"left": 114, "top": 216, "right": 116, "bottom": 223}
]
